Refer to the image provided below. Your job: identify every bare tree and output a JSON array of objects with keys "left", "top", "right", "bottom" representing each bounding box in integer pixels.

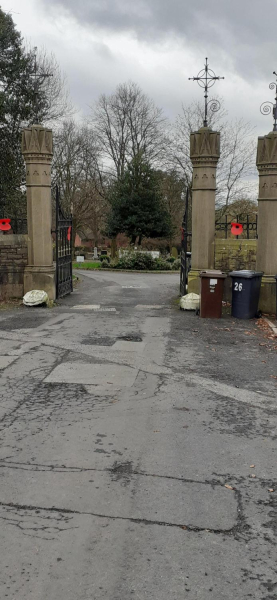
[
  {"left": 52, "top": 120, "right": 107, "bottom": 242},
  {"left": 91, "top": 81, "right": 168, "bottom": 180},
  {"left": 218, "top": 119, "right": 257, "bottom": 206},
  {"left": 172, "top": 98, "right": 256, "bottom": 206},
  {"left": 26, "top": 46, "right": 74, "bottom": 126}
]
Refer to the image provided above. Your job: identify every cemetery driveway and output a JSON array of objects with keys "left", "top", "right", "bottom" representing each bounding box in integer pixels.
[{"left": 0, "top": 270, "right": 277, "bottom": 600}]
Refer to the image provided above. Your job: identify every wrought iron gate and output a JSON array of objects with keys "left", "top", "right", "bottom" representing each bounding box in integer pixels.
[
  {"left": 55, "top": 186, "right": 73, "bottom": 298},
  {"left": 180, "top": 187, "right": 192, "bottom": 296}
]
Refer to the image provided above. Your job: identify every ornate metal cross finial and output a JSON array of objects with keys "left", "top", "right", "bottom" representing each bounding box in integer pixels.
[
  {"left": 30, "top": 47, "right": 53, "bottom": 124},
  {"left": 189, "top": 57, "right": 224, "bottom": 127},
  {"left": 260, "top": 72, "right": 277, "bottom": 132}
]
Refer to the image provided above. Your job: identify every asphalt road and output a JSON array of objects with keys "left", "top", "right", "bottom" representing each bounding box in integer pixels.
[{"left": 0, "top": 270, "right": 277, "bottom": 599}]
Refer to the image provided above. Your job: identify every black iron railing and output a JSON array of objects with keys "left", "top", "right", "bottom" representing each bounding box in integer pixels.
[
  {"left": 55, "top": 186, "right": 73, "bottom": 299},
  {"left": 215, "top": 215, "right": 258, "bottom": 239}
]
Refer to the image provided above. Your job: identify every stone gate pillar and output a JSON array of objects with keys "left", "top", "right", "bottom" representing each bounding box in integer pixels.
[
  {"left": 22, "top": 125, "right": 56, "bottom": 300},
  {"left": 188, "top": 126, "right": 220, "bottom": 293},
  {"left": 256, "top": 131, "right": 277, "bottom": 313}
]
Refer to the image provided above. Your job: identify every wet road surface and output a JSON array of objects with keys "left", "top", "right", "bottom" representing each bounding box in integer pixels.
[{"left": 0, "top": 270, "right": 277, "bottom": 599}]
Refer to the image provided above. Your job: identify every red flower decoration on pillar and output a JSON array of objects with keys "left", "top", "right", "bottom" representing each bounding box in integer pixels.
[
  {"left": 0, "top": 219, "right": 11, "bottom": 231},
  {"left": 231, "top": 222, "right": 243, "bottom": 236}
]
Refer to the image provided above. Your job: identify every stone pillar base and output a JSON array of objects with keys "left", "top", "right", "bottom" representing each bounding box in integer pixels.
[
  {"left": 24, "top": 266, "right": 56, "bottom": 301},
  {"left": 259, "top": 275, "right": 276, "bottom": 315},
  {"left": 188, "top": 269, "right": 201, "bottom": 294}
]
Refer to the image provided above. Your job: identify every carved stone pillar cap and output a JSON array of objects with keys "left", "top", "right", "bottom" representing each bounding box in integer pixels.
[
  {"left": 22, "top": 125, "right": 53, "bottom": 157},
  {"left": 190, "top": 126, "right": 220, "bottom": 160},
  {"left": 257, "top": 130, "right": 277, "bottom": 166}
]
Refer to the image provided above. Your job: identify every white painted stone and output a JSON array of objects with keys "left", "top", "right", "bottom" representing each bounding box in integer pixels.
[
  {"left": 23, "top": 290, "right": 48, "bottom": 306},
  {"left": 180, "top": 293, "right": 200, "bottom": 311}
]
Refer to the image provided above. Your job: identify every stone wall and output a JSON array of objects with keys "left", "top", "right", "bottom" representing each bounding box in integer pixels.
[
  {"left": 0, "top": 235, "right": 28, "bottom": 299},
  {"left": 215, "top": 239, "right": 257, "bottom": 272},
  {"left": 214, "top": 239, "right": 257, "bottom": 303}
]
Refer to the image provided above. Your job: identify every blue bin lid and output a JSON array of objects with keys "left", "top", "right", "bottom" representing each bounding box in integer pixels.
[{"left": 229, "top": 270, "right": 264, "bottom": 279}]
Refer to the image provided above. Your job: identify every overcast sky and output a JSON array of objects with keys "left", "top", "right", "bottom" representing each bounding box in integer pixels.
[{"left": 1, "top": 0, "right": 277, "bottom": 136}]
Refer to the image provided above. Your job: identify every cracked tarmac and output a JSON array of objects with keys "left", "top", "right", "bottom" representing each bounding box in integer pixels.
[{"left": 0, "top": 270, "right": 277, "bottom": 599}]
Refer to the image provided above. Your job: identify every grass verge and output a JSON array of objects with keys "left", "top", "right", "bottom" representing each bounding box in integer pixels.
[{"left": 73, "top": 262, "right": 100, "bottom": 269}]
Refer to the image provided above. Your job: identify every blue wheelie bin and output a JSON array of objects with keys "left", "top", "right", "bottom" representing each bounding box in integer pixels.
[{"left": 229, "top": 270, "right": 263, "bottom": 319}]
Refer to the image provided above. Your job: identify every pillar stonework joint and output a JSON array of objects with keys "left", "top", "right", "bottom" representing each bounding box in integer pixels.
[
  {"left": 22, "top": 125, "right": 56, "bottom": 300},
  {"left": 256, "top": 131, "right": 277, "bottom": 313},
  {"left": 188, "top": 127, "right": 220, "bottom": 293}
]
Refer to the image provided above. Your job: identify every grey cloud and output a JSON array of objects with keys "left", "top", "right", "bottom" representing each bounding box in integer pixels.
[
  {"left": 43, "top": 0, "right": 277, "bottom": 81},
  {"left": 43, "top": 0, "right": 269, "bottom": 39}
]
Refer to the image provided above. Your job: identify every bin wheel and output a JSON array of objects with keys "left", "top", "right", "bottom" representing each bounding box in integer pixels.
[
  {"left": 255, "top": 310, "right": 262, "bottom": 319},
  {"left": 195, "top": 308, "right": 200, "bottom": 316}
]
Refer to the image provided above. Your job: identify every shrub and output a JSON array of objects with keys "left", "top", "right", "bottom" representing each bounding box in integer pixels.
[
  {"left": 109, "top": 259, "right": 118, "bottom": 269},
  {"left": 116, "top": 252, "right": 155, "bottom": 270},
  {"left": 106, "top": 251, "right": 179, "bottom": 270},
  {"left": 153, "top": 258, "right": 171, "bottom": 270},
  {"left": 116, "top": 255, "right": 134, "bottom": 269},
  {"left": 171, "top": 258, "right": 181, "bottom": 270},
  {"left": 132, "top": 253, "right": 155, "bottom": 270},
  {"left": 99, "top": 255, "right": 110, "bottom": 263},
  {"left": 166, "top": 256, "right": 176, "bottom": 264},
  {"left": 101, "top": 259, "right": 110, "bottom": 268}
]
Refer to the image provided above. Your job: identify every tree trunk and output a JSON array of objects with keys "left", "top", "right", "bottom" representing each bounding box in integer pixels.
[{"left": 130, "top": 234, "right": 137, "bottom": 246}]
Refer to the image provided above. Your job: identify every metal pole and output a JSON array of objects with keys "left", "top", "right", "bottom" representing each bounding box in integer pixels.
[
  {"left": 70, "top": 213, "right": 73, "bottom": 292},
  {"left": 184, "top": 188, "right": 188, "bottom": 288},
  {"left": 55, "top": 185, "right": 59, "bottom": 298}
]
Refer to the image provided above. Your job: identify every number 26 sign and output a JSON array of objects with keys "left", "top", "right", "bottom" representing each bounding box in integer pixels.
[{"left": 234, "top": 282, "right": 243, "bottom": 291}]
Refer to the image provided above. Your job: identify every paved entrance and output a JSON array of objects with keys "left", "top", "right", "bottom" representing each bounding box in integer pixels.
[{"left": 0, "top": 271, "right": 276, "bottom": 599}]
